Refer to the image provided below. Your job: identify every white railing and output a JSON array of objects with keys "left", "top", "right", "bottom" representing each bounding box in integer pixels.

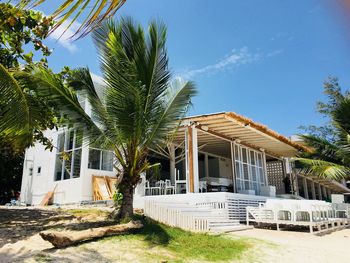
[
  {"left": 144, "top": 199, "right": 210, "bottom": 231},
  {"left": 143, "top": 192, "right": 269, "bottom": 232}
]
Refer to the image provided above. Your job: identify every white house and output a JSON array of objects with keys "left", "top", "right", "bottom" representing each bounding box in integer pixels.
[{"left": 20, "top": 109, "right": 350, "bottom": 207}]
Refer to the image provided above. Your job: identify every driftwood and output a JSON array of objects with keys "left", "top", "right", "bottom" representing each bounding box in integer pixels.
[{"left": 39, "top": 220, "right": 143, "bottom": 248}]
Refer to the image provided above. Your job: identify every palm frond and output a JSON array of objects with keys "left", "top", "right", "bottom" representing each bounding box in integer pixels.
[
  {"left": 23, "top": 0, "right": 126, "bottom": 38},
  {"left": 0, "top": 64, "right": 30, "bottom": 136},
  {"left": 145, "top": 80, "right": 197, "bottom": 148},
  {"left": 294, "top": 157, "right": 350, "bottom": 180},
  {"left": 298, "top": 134, "right": 343, "bottom": 162},
  {"left": 14, "top": 66, "right": 101, "bottom": 139},
  {"left": 332, "top": 96, "right": 350, "bottom": 135}
]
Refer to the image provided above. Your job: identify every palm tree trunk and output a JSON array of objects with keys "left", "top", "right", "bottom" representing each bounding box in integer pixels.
[{"left": 118, "top": 183, "right": 134, "bottom": 220}]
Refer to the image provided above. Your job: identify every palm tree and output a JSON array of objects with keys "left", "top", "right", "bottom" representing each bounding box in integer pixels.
[
  {"left": 16, "top": 17, "right": 196, "bottom": 219},
  {"left": 21, "top": 0, "right": 126, "bottom": 38},
  {"left": 0, "top": 64, "right": 57, "bottom": 151},
  {"left": 295, "top": 85, "right": 350, "bottom": 181}
]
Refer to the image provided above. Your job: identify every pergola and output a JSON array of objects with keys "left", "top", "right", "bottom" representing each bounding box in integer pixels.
[{"left": 171, "top": 112, "right": 350, "bottom": 197}]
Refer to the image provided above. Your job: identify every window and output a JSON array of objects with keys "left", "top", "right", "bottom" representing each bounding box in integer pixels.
[
  {"left": 234, "top": 144, "right": 266, "bottom": 193},
  {"left": 37, "top": 166, "right": 41, "bottom": 175},
  {"left": 54, "top": 129, "right": 83, "bottom": 181},
  {"left": 28, "top": 167, "right": 33, "bottom": 176},
  {"left": 88, "top": 148, "right": 114, "bottom": 171}
]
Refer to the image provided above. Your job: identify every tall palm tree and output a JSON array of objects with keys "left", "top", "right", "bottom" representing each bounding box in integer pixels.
[
  {"left": 295, "top": 92, "right": 350, "bottom": 181},
  {"left": 16, "top": 17, "right": 196, "bottom": 219}
]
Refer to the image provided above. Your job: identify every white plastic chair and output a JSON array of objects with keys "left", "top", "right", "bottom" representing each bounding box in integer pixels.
[
  {"left": 151, "top": 180, "right": 163, "bottom": 195},
  {"left": 164, "top": 179, "right": 175, "bottom": 194},
  {"left": 145, "top": 180, "right": 151, "bottom": 196}
]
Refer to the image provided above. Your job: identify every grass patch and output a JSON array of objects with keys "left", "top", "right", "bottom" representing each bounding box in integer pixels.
[
  {"left": 104, "top": 216, "right": 250, "bottom": 262},
  {"left": 33, "top": 253, "right": 53, "bottom": 262},
  {"left": 63, "top": 208, "right": 109, "bottom": 218}
]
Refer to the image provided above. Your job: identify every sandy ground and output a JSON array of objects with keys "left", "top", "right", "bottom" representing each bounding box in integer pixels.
[
  {"left": 1, "top": 206, "right": 349, "bottom": 263},
  {"left": 232, "top": 228, "right": 350, "bottom": 263}
]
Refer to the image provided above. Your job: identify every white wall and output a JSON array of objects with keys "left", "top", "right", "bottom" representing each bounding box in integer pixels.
[
  {"left": 20, "top": 130, "right": 57, "bottom": 205},
  {"left": 20, "top": 129, "right": 86, "bottom": 205}
]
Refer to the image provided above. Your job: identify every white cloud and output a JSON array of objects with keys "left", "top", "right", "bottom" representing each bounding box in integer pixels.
[
  {"left": 177, "top": 47, "right": 284, "bottom": 80},
  {"left": 266, "top": 49, "right": 284, "bottom": 57},
  {"left": 178, "top": 47, "right": 261, "bottom": 79},
  {"left": 48, "top": 19, "right": 81, "bottom": 53}
]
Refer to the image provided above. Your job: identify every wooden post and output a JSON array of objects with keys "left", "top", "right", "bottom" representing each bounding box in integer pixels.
[
  {"left": 186, "top": 126, "right": 199, "bottom": 193},
  {"left": 303, "top": 177, "right": 309, "bottom": 199},
  {"left": 187, "top": 126, "right": 194, "bottom": 193}
]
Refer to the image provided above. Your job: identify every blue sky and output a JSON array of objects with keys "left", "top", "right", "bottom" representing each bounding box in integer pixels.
[{"left": 40, "top": 0, "right": 350, "bottom": 136}]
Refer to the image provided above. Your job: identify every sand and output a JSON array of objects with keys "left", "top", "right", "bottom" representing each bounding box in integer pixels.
[
  {"left": 232, "top": 228, "right": 350, "bottom": 263},
  {"left": 1, "top": 206, "right": 349, "bottom": 263}
]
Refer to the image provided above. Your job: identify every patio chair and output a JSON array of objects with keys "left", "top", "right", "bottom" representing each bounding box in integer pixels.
[
  {"left": 151, "top": 180, "right": 164, "bottom": 195},
  {"left": 164, "top": 179, "right": 175, "bottom": 194},
  {"left": 145, "top": 180, "right": 151, "bottom": 196},
  {"left": 199, "top": 181, "right": 207, "bottom": 193}
]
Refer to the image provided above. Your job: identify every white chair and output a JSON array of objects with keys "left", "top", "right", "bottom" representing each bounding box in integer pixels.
[
  {"left": 164, "top": 179, "right": 175, "bottom": 194},
  {"left": 199, "top": 181, "right": 207, "bottom": 193},
  {"left": 144, "top": 180, "right": 151, "bottom": 196},
  {"left": 152, "top": 180, "right": 164, "bottom": 195}
]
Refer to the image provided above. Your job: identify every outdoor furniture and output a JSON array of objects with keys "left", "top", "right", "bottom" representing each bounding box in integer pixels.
[
  {"left": 199, "top": 181, "right": 207, "bottom": 193},
  {"left": 145, "top": 180, "right": 151, "bottom": 196},
  {"left": 164, "top": 179, "right": 175, "bottom": 194},
  {"left": 175, "top": 170, "right": 186, "bottom": 194},
  {"left": 150, "top": 180, "right": 163, "bottom": 195}
]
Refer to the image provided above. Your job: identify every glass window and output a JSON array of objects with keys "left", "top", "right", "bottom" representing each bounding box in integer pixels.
[
  {"left": 242, "top": 148, "right": 248, "bottom": 163},
  {"left": 54, "top": 154, "right": 63, "bottom": 181},
  {"left": 88, "top": 148, "right": 114, "bottom": 171},
  {"left": 234, "top": 144, "right": 266, "bottom": 193},
  {"left": 54, "top": 129, "right": 83, "bottom": 181},
  {"left": 28, "top": 167, "right": 33, "bottom": 176},
  {"left": 37, "top": 166, "right": 41, "bottom": 175},
  {"left": 73, "top": 149, "right": 82, "bottom": 178},
  {"left": 102, "top": 151, "right": 113, "bottom": 171},
  {"left": 88, "top": 149, "right": 101, "bottom": 169},
  {"left": 57, "top": 133, "right": 65, "bottom": 152}
]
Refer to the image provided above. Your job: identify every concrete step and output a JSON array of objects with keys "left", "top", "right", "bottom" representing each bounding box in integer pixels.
[{"left": 209, "top": 224, "right": 254, "bottom": 233}]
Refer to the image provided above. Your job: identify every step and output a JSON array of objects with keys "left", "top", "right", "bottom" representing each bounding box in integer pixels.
[{"left": 209, "top": 224, "right": 254, "bottom": 233}]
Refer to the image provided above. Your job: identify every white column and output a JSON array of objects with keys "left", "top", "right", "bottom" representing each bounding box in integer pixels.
[
  {"left": 262, "top": 151, "right": 268, "bottom": 186},
  {"left": 303, "top": 177, "right": 309, "bottom": 199},
  {"left": 294, "top": 174, "right": 300, "bottom": 196},
  {"left": 169, "top": 144, "right": 176, "bottom": 184},
  {"left": 192, "top": 128, "right": 199, "bottom": 193},
  {"left": 310, "top": 181, "right": 316, "bottom": 200},
  {"left": 317, "top": 183, "right": 322, "bottom": 200},
  {"left": 204, "top": 153, "right": 209, "bottom": 181},
  {"left": 327, "top": 188, "right": 331, "bottom": 199},
  {"left": 230, "top": 141, "right": 236, "bottom": 193}
]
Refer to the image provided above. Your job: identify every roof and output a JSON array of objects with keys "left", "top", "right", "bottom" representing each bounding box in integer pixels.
[
  {"left": 174, "top": 112, "right": 310, "bottom": 158},
  {"left": 299, "top": 173, "right": 350, "bottom": 193}
]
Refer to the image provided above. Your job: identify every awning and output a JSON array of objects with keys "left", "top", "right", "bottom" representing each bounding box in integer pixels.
[{"left": 174, "top": 112, "right": 309, "bottom": 158}]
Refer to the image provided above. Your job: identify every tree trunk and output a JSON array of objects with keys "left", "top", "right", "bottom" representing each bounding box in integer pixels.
[
  {"left": 40, "top": 220, "right": 143, "bottom": 248},
  {"left": 118, "top": 183, "right": 134, "bottom": 219}
]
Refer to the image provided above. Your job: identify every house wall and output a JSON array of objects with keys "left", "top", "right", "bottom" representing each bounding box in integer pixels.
[
  {"left": 20, "top": 128, "right": 119, "bottom": 205},
  {"left": 20, "top": 130, "right": 86, "bottom": 205}
]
